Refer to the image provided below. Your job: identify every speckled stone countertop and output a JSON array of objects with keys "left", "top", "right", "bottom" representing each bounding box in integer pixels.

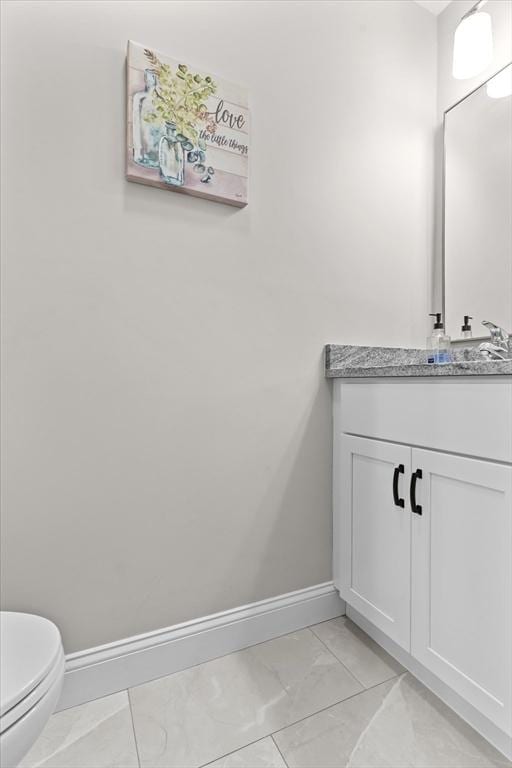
[{"left": 325, "top": 344, "right": 512, "bottom": 378}]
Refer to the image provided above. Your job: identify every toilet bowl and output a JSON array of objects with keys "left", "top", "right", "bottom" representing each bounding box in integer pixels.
[{"left": 0, "top": 612, "right": 65, "bottom": 767}]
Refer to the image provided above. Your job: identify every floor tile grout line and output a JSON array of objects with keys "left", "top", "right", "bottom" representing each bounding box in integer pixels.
[
  {"left": 198, "top": 675, "right": 404, "bottom": 768},
  {"left": 196, "top": 676, "right": 403, "bottom": 768},
  {"left": 127, "top": 687, "right": 142, "bottom": 768},
  {"left": 308, "top": 615, "right": 407, "bottom": 691},
  {"left": 198, "top": 736, "right": 273, "bottom": 768},
  {"left": 269, "top": 674, "right": 405, "bottom": 741},
  {"left": 271, "top": 732, "right": 291, "bottom": 768},
  {"left": 309, "top": 623, "right": 367, "bottom": 690},
  {"left": 307, "top": 614, "right": 345, "bottom": 630}
]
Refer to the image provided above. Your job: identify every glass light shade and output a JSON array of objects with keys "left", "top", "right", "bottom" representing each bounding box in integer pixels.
[
  {"left": 486, "top": 64, "right": 512, "bottom": 99},
  {"left": 452, "top": 12, "right": 493, "bottom": 80}
]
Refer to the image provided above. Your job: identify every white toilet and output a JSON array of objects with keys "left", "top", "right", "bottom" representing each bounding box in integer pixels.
[{"left": 0, "top": 612, "right": 65, "bottom": 767}]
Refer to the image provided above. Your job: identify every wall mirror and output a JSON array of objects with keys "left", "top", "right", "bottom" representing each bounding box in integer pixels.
[{"left": 443, "top": 63, "right": 512, "bottom": 342}]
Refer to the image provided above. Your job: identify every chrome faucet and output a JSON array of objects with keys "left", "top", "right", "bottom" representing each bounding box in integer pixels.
[{"left": 478, "top": 321, "right": 511, "bottom": 360}]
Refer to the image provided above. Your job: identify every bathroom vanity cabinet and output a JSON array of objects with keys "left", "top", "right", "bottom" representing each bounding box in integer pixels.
[{"left": 332, "top": 375, "right": 512, "bottom": 754}]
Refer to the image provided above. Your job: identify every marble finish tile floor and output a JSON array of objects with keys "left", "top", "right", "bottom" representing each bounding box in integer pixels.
[{"left": 19, "top": 618, "right": 511, "bottom": 768}]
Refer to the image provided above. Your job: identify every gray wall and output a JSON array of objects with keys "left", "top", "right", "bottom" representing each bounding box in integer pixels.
[{"left": 0, "top": 0, "right": 436, "bottom": 653}]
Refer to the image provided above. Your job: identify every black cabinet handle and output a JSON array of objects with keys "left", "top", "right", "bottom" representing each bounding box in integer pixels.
[
  {"left": 392, "top": 464, "right": 405, "bottom": 508},
  {"left": 410, "top": 469, "right": 423, "bottom": 515}
]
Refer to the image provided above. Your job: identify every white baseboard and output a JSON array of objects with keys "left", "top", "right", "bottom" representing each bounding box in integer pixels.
[
  {"left": 347, "top": 606, "right": 512, "bottom": 761},
  {"left": 57, "top": 582, "right": 345, "bottom": 712}
]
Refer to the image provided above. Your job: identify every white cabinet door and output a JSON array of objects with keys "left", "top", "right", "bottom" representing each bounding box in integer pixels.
[
  {"left": 411, "top": 448, "right": 512, "bottom": 733},
  {"left": 338, "top": 435, "right": 411, "bottom": 651}
]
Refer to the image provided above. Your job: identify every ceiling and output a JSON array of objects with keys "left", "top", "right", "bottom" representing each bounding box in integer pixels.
[{"left": 414, "top": 0, "right": 452, "bottom": 14}]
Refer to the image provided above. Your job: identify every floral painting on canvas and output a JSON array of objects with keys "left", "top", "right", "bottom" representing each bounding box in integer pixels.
[{"left": 126, "top": 41, "right": 249, "bottom": 207}]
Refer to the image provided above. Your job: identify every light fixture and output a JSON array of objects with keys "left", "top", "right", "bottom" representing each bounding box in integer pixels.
[
  {"left": 486, "top": 64, "right": 512, "bottom": 98},
  {"left": 452, "top": 0, "right": 493, "bottom": 80}
]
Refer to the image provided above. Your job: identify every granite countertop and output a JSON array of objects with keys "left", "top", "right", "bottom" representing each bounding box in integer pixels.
[{"left": 325, "top": 344, "right": 512, "bottom": 378}]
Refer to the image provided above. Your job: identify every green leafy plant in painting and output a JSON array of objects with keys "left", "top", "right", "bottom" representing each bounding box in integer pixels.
[{"left": 143, "top": 49, "right": 217, "bottom": 145}]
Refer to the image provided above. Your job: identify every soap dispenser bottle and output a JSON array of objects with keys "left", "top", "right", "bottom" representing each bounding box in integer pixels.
[
  {"left": 461, "top": 316, "right": 473, "bottom": 339},
  {"left": 427, "top": 313, "right": 452, "bottom": 364}
]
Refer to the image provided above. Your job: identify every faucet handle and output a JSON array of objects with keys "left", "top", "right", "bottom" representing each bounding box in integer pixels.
[
  {"left": 481, "top": 321, "right": 510, "bottom": 345},
  {"left": 478, "top": 342, "right": 509, "bottom": 361}
]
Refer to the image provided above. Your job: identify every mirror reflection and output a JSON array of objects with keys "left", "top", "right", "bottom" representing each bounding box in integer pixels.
[{"left": 444, "top": 63, "right": 512, "bottom": 342}]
